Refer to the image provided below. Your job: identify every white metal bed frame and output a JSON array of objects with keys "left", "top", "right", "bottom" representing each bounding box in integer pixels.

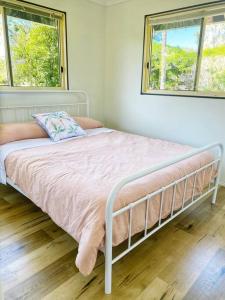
[
  {"left": 0, "top": 90, "right": 223, "bottom": 295},
  {"left": 0, "top": 90, "right": 90, "bottom": 122}
]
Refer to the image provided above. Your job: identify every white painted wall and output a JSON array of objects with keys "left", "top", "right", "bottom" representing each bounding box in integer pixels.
[
  {"left": 104, "top": 0, "right": 225, "bottom": 184},
  {"left": 0, "top": 0, "right": 105, "bottom": 121}
]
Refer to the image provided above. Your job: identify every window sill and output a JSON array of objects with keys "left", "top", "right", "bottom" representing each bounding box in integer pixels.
[
  {"left": 0, "top": 89, "right": 69, "bottom": 94},
  {"left": 141, "top": 89, "right": 225, "bottom": 99}
]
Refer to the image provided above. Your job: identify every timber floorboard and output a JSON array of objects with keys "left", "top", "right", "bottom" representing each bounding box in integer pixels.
[{"left": 0, "top": 184, "right": 225, "bottom": 300}]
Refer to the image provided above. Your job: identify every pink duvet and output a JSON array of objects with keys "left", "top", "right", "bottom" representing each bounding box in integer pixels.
[{"left": 5, "top": 131, "right": 214, "bottom": 275}]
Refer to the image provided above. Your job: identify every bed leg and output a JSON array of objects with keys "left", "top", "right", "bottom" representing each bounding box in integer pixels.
[
  {"left": 105, "top": 240, "right": 112, "bottom": 295},
  {"left": 105, "top": 223, "right": 113, "bottom": 294},
  {"left": 105, "top": 257, "right": 112, "bottom": 295},
  {"left": 212, "top": 145, "right": 223, "bottom": 205},
  {"left": 212, "top": 185, "right": 219, "bottom": 205},
  {"left": 212, "top": 175, "right": 220, "bottom": 205}
]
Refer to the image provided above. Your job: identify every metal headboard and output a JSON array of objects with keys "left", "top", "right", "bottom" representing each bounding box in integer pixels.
[{"left": 0, "top": 90, "right": 90, "bottom": 123}]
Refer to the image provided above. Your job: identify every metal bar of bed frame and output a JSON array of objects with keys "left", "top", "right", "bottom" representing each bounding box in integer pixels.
[{"left": 105, "top": 142, "right": 223, "bottom": 294}]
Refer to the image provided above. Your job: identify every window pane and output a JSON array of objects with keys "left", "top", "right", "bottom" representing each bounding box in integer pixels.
[
  {"left": 6, "top": 8, "right": 61, "bottom": 87},
  {"left": 198, "top": 15, "right": 225, "bottom": 92},
  {"left": 0, "top": 9, "right": 9, "bottom": 86},
  {"left": 149, "top": 19, "right": 201, "bottom": 91}
]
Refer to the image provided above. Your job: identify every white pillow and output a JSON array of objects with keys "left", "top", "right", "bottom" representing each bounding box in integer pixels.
[{"left": 33, "top": 111, "right": 86, "bottom": 142}]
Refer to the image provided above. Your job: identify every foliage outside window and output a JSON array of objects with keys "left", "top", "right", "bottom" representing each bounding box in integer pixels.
[
  {"left": 142, "top": 2, "right": 225, "bottom": 98},
  {"left": 0, "top": 1, "right": 67, "bottom": 90}
]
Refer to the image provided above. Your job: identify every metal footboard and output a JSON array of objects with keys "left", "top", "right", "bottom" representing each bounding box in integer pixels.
[{"left": 105, "top": 143, "right": 223, "bottom": 294}]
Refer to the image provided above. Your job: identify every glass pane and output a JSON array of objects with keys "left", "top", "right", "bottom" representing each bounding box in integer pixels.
[
  {"left": 0, "top": 9, "right": 9, "bottom": 86},
  {"left": 6, "top": 8, "right": 61, "bottom": 87},
  {"left": 198, "top": 15, "right": 225, "bottom": 93},
  {"left": 149, "top": 19, "right": 201, "bottom": 91}
]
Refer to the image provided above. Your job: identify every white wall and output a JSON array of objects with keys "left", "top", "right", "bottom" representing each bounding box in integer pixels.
[
  {"left": 104, "top": 0, "right": 225, "bottom": 184},
  {"left": 0, "top": 0, "right": 105, "bottom": 121}
]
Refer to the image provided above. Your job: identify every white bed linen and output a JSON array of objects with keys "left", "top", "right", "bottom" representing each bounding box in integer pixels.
[{"left": 0, "top": 128, "right": 113, "bottom": 185}]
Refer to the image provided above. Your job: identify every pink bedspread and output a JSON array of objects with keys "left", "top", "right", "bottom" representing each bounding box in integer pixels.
[{"left": 5, "top": 131, "right": 213, "bottom": 275}]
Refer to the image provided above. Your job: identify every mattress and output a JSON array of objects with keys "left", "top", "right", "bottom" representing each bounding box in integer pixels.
[{"left": 2, "top": 129, "right": 214, "bottom": 275}]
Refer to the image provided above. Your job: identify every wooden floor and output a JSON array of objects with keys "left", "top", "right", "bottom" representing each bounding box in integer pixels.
[{"left": 0, "top": 185, "right": 225, "bottom": 300}]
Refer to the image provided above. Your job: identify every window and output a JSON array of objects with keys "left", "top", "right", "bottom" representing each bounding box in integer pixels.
[
  {"left": 0, "top": 0, "right": 67, "bottom": 90},
  {"left": 142, "top": 2, "right": 225, "bottom": 98}
]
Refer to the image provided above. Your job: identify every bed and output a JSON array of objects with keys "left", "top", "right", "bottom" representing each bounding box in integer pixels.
[{"left": 0, "top": 91, "right": 223, "bottom": 294}]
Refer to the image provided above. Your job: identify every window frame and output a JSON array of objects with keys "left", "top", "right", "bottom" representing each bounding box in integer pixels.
[
  {"left": 0, "top": 0, "right": 68, "bottom": 91},
  {"left": 141, "top": 1, "right": 225, "bottom": 99}
]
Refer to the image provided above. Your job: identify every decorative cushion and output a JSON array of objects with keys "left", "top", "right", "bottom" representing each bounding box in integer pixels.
[
  {"left": 73, "top": 117, "right": 103, "bottom": 129},
  {"left": 0, "top": 122, "right": 48, "bottom": 145},
  {"left": 33, "top": 111, "right": 86, "bottom": 142}
]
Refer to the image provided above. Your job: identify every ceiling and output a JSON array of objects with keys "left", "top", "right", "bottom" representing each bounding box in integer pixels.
[{"left": 89, "top": 0, "right": 130, "bottom": 6}]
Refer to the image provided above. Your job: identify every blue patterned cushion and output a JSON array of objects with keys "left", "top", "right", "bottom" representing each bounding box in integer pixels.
[{"left": 33, "top": 111, "right": 86, "bottom": 142}]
